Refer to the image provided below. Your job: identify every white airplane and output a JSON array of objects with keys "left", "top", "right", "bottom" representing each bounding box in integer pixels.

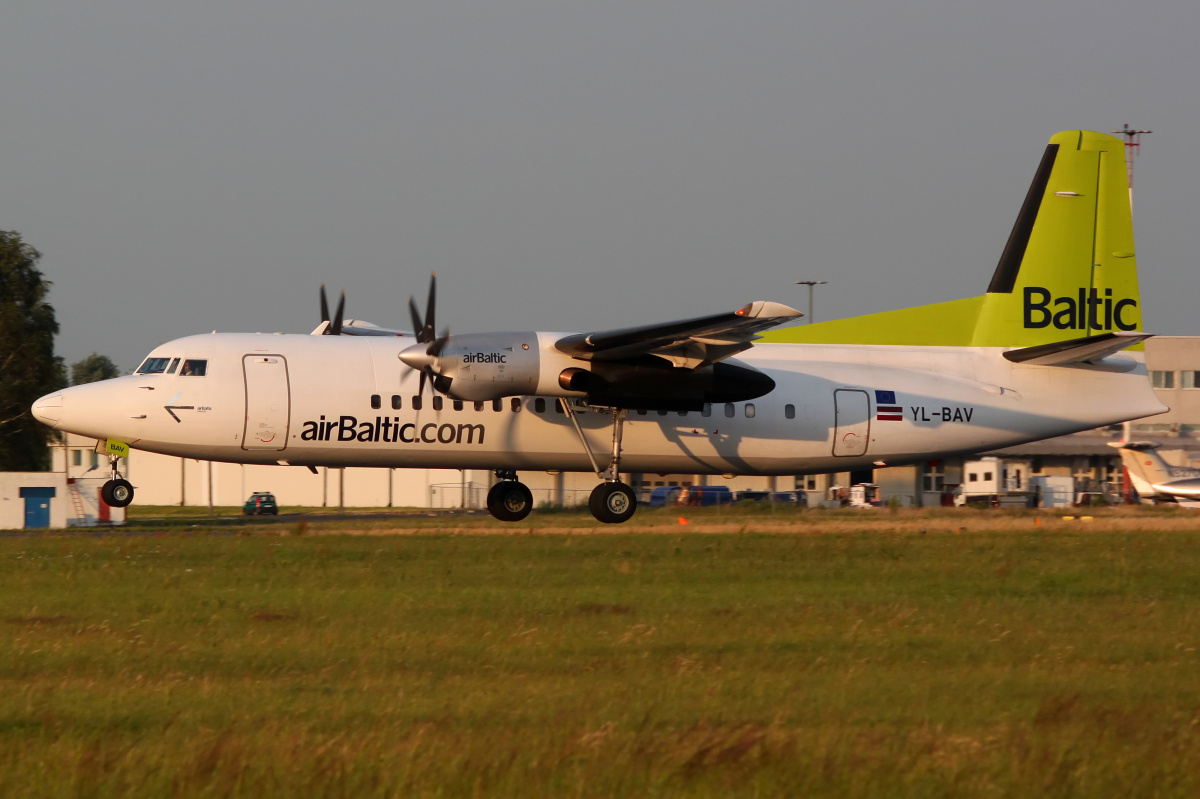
[
  {"left": 1111, "top": 441, "right": 1200, "bottom": 506},
  {"left": 32, "top": 130, "right": 1166, "bottom": 523}
]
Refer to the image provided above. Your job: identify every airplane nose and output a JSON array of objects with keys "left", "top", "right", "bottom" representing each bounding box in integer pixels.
[{"left": 31, "top": 392, "right": 63, "bottom": 427}]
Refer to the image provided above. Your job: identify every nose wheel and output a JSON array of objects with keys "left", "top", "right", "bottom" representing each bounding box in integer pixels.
[{"left": 100, "top": 455, "right": 135, "bottom": 508}]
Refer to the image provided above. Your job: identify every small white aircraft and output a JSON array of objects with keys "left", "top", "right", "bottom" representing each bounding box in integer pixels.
[
  {"left": 1111, "top": 441, "right": 1200, "bottom": 506},
  {"left": 33, "top": 130, "right": 1166, "bottom": 523}
]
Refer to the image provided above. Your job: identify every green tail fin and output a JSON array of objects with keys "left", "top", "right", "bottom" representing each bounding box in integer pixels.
[{"left": 763, "top": 131, "right": 1141, "bottom": 347}]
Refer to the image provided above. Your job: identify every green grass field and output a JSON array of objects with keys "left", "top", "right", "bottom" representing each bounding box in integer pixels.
[{"left": 2, "top": 516, "right": 1199, "bottom": 796}]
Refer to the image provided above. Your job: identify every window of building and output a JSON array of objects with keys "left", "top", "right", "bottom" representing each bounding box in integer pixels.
[
  {"left": 1151, "top": 370, "right": 1176, "bottom": 389},
  {"left": 1183, "top": 371, "right": 1200, "bottom": 389},
  {"left": 72, "top": 450, "right": 82, "bottom": 467},
  {"left": 922, "top": 462, "right": 945, "bottom": 492},
  {"left": 370, "top": 394, "right": 381, "bottom": 409},
  {"left": 180, "top": 359, "right": 207, "bottom": 376}
]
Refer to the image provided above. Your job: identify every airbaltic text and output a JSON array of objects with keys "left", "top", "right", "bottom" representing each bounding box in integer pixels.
[
  {"left": 1023, "top": 287, "right": 1137, "bottom": 331},
  {"left": 300, "top": 415, "right": 485, "bottom": 444},
  {"left": 463, "top": 352, "right": 507, "bottom": 364}
]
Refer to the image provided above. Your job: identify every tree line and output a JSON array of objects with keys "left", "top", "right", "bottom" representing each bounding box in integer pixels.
[{"left": 1, "top": 231, "right": 118, "bottom": 471}]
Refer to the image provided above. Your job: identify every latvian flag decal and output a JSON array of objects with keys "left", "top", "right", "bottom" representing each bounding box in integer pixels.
[{"left": 875, "top": 390, "right": 903, "bottom": 422}]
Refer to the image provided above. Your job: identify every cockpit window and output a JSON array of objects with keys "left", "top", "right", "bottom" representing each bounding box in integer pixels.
[
  {"left": 180, "top": 359, "right": 207, "bottom": 376},
  {"left": 136, "top": 357, "right": 172, "bottom": 374},
  {"left": 167, "top": 358, "right": 180, "bottom": 374}
]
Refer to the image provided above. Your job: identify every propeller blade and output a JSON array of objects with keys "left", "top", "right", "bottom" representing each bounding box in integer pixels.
[
  {"left": 320, "top": 284, "right": 331, "bottom": 325},
  {"left": 330, "top": 291, "right": 346, "bottom": 336},
  {"left": 428, "top": 327, "right": 450, "bottom": 358},
  {"left": 418, "top": 369, "right": 427, "bottom": 396},
  {"left": 423, "top": 273, "right": 437, "bottom": 344},
  {"left": 408, "top": 297, "right": 425, "bottom": 342}
]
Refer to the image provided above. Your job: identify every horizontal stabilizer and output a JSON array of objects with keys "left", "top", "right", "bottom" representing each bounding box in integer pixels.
[{"left": 1002, "top": 331, "right": 1150, "bottom": 366}]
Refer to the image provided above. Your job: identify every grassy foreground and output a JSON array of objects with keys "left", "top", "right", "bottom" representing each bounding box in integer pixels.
[{"left": 2, "top": 524, "right": 1199, "bottom": 797}]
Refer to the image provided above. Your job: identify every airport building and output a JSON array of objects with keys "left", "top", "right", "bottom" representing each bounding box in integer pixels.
[{"left": 25, "top": 337, "right": 1200, "bottom": 523}]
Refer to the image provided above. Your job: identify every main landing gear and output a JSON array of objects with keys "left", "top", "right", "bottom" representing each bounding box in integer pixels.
[
  {"left": 487, "top": 470, "right": 534, "bottom": 522},
  {"left": 100, "top": 455, "right": 135, "bottom": 508},
  {"left": 568, "top": 404, "right": 637, "bottom": 525},
  {"left": 484, "top": 405, "right": 639, "bottom": 525}
]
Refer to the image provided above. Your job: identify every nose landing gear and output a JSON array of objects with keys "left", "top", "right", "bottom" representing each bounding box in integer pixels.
[{"left": 100, "top": 455, "right": 135, "bottom": 508}]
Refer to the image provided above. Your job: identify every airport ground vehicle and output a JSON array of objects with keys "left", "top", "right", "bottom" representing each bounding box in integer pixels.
[{"left": 243, "top": 491, "right": 279, "bottom": 515}]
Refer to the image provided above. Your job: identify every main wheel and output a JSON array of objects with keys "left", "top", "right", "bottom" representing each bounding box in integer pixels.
[
  {"left": 102, "top": 479, "right": 135, "bottom": 508},
  {"left": 487, "top": 481, "right": 534, "bottom": 522},
  {"left": 589, "top": 482, "right": 637, "bottom": 524}
]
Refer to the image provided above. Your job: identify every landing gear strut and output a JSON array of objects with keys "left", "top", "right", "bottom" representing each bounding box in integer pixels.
[
  {"left": 487, "top": 469, "right": 533, "bottom": 522},
  {"left": 100, "top": 455, "right": 135, "bottom": 508},
  {"left": 563, "top": 404, "right": 638, "bottom": 524}
]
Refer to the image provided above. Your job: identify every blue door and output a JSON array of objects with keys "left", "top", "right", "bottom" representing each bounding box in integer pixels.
[{"left": 19, "top": 487, "right": 56, "bottom": 529}]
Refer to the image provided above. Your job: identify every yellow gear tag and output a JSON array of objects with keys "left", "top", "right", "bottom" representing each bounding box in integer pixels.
[{"left": 105, "top": 440, "right": 130, "bottom": 458}]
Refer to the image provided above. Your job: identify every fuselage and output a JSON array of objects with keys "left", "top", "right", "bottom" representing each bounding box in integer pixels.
[{"left": 34, "top": 331, "right": 1167, "bottom": 477}]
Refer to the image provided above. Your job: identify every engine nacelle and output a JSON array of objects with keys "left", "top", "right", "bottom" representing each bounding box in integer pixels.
[{"left": 418, "top": 331, "right": 542, "bottom": 401}]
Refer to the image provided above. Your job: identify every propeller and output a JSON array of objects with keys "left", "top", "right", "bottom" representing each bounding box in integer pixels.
[
  {"left": 319, "top": 284, "right": 346, "bottom": 335},
  {"left": 399, "top": 273, "right": 453, "bottom": 395}
]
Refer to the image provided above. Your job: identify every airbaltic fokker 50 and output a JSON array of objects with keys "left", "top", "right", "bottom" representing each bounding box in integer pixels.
[{"left": 33, "top": 131, "right": 1166, "bottom": 523}]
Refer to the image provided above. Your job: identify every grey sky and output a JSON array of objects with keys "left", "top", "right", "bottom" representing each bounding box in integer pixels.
[{"left": 3, "top": 1, "right": 1198, "bottom": 372}]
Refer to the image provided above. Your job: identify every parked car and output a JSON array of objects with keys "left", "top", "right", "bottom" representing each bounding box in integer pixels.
[
  {"left": 646, "top": 486, "right": 683, "bottom": 507},
  {"left": 677, "top": 485, "right": 734, "bottom": 507},
  {"left": 243, "top": 491, "right": 279, "bottom": 516}
]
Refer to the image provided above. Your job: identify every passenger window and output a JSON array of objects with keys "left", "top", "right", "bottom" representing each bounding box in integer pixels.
[
  {"left": 180, "top": 359, "right": 207, "bottom": 376},
  {"left": 453, "top": 400, "right": 463, "bottom": 411},
  {"left": 433, "top": 396, "right": 443, "bottom": 411},
  {"left": 412, "top": 396, "right": 423, "bottom": 411},
  {"left": 636, "top": 409, "right": 647, "bottom": 416},
  {"left": 511, "top": 398, "right": 522, "bottom": 412},
  {"left": 370, "top": 395, "right": 381, "bottom": 410},
  {"left": 535, "top": 398, "right": 546, "bottom": 413},
  {"left": 745, "top": 404, "right": 755, "bottom": 418},
  {"left": 136, "top": 357, "right": 171, "bottom": 374},
  {"left": 678, "top": 410, "right": 687, "bottom": 417},
  {"left": 493, "top": 399, "right": 503, "bottom": 412},
  {"left": 167, "top": 358, "right": 180, "bottom": 374},
  {"left": 702, "top": 404, "right": 712, "bottom": 418},
  {"left": 724, "top": 403, "right": 735, "bottom": 418},
  {"left": 785, "top": 404, "right": 795, "bottom": 419},
  {"left": 555, "top": 399, "right": 565, "bottom": 414},
  {"left": 392, "top": 395, "right": 402, "bottom": 410},
  {"left": 474, "top": 401, "right": 484, "bottom": 412},
  {"left": 657, "top": 410, "right": 669, "bottom": 416}
]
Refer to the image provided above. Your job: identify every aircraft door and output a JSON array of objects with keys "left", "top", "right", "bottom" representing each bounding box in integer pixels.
[
  {"left": 243, "top": 355, "right": 291, "bottom": 451},
  {"left": 833, "top": 389, "right": 871, "bottom": 457}
]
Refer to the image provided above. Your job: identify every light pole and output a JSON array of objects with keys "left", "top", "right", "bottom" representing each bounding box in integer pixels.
[{"left": 795, "top": 281, "right": 827, "bottom": 324}]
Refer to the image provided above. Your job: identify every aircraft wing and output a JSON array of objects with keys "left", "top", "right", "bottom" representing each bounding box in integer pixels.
[
  {"left": 554, "top": 301, "right": 802, "bottom": 369},
  {"left": 310, "top": 320, "right": 413, "bottom": 337}
]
